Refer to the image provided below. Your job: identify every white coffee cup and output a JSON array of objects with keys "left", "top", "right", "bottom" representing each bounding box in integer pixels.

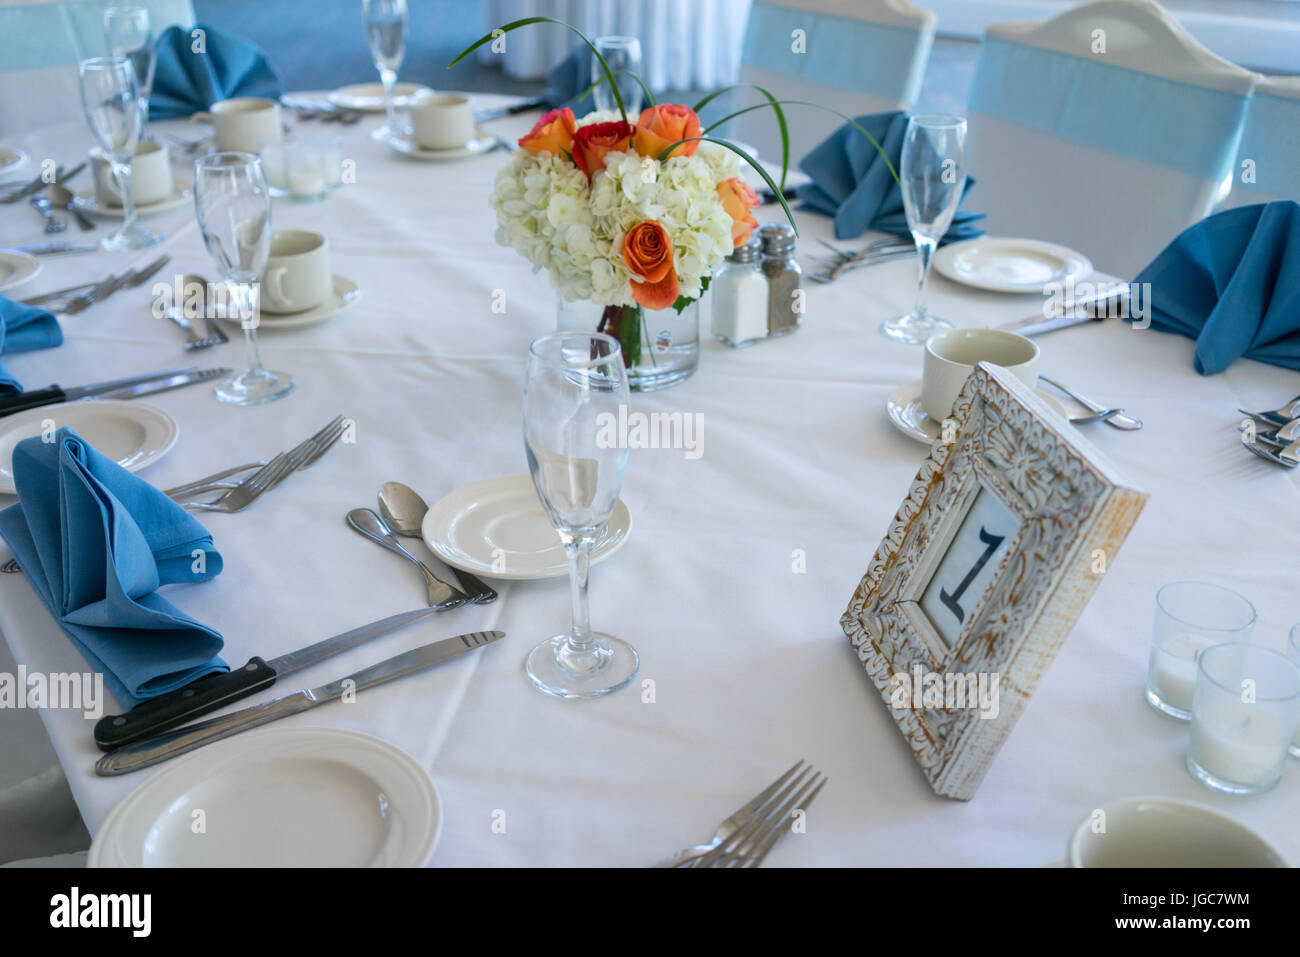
[
  {"left": 90, "top": 140, "right": 173, "bottom": 207},
  {"left": 1067, "top": 798, "right": 1286, "bottom": 867},
  {"left": 195, "top": 97, "right": 283, "bottom": 154},
  {"left": 261, "top": 230, "right": 332, "bottom": 315},
  {"left": 921, "top": 328, "right": 1039, "bottom": 423},
  {"left": 409, "top": 92, "right": 476, "bottom": 150}
]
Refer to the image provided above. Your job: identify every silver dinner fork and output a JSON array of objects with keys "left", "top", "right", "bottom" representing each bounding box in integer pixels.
[
  {"left": 1244, "top": 437, "right": 1299, "bottom": 468},
  {"left": 180, "top": 453, "right": 296, "bottom": 513},
  {"left": 693, "top": 763, "right": 827, "bottom": 867},
  {"left": 166, "top": 416, "right": 346, "bottom": 500},
  {"left": 1238, "top": 395, "right": 1300, "bottom": 428}
]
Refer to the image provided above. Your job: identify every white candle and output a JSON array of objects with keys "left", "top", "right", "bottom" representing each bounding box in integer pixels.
[
  {"left": 1147, "top": 632, "right": 1208, "bottom": 714},
  {"left": 262, "top": 150, "right": 288, "bottom": 190},
  {"left": 1189, "top": 707, "right": 1288, "bottom": 789},
  {"left": 288, "top": 156, "right": 325, "bottom": 198}
]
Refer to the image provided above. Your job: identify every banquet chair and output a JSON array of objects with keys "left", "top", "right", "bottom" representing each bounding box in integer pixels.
[
  {"left": 965, "top": 0, "right": 1258, "bottom": 277},
  {"left": 1223, "top": 74, "right": 1300, "bottom": 209},
  {"left": 0, "top": 0, "right": 194, "bottom": 138},
  {"left": 726, "top": 0, "right": 936, "bottom": 165}
]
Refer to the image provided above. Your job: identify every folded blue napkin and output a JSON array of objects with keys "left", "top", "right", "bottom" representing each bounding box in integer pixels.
[
  {"left": 0, "top": 428, "right": 227, "bottom": 709},
  {"left": 1132, "top": 200, "right": 1300, "bottom": 375},
  {"left": 799, "top": 111, "right": 985, "bottom": 243},
  {"left": 0, "top": 294, "right": 61, "bottom": 395},
  {"left": 149, "top": 24, "right": 283, "bottom": 120},
  {"left": 543, "top": 43, "right": 596, "bottom": 116}
]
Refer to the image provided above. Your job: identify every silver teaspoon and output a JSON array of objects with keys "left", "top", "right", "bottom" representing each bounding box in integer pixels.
[
  {"left": 346, "top": 508, "right": 468, "bottom": 607},
  {"left": 378, "top": 481, "right": 498, "bottom": 603}
]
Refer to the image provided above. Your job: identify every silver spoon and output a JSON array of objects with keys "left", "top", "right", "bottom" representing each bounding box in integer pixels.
[
  {"left": 378, "top": 482, "right": 498, "bottom": 603},
  {"left": 1039, "top": 375, "right": 1142, "bottom": 430},
  {"left": 46, "top": 183, "right": 95, "bottom": 230},
  {"left": 346, "top": 508, "right": 468, "bottom": 607}
]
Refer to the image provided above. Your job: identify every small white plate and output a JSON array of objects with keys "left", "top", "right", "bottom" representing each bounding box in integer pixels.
[
  {"left": 88, "top": 727, "right": 442, "bottom": 867},
  {"left": 0, "top": 148, "right": 27, "bottom": 177},
  {"left": 0, "top": 400, "right": 177, "bottom": 495},
  {"left": 382, "top": 128, "right": 501, "bottom": 161},
  {"left": 887, "top": 380, "right": 1067, "bottom": 445},
  {"left": 0, "top": 248, "right": 41, "bottom": 292},
  {"left": 73, "top": 183, "right": 193, "bottom": 217},
  {"left": 422, "top": 474, "right": 632, "bottom": 581},
  {"left": 329, "top": 82, "right": 431, "bottom": 112},
  {"left": 933, "top": 237, "right": 1093, "bottom": 294},
  {"left": 221, "top": 276, "right": 361, "bottom": 330}
]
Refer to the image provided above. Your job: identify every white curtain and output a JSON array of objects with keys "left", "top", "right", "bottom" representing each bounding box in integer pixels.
[{"left": 485, "top": 0, "right": 751, "bottom": 90}]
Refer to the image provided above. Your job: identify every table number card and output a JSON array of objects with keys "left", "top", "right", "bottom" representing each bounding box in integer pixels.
[{"left": 842, "top": 363, "right": 1148, "bottom": 800}]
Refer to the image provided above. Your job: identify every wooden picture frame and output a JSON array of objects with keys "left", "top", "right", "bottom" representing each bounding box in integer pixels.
[{"left": 841, "top": 362, "right": 1148, "bottom": 800}]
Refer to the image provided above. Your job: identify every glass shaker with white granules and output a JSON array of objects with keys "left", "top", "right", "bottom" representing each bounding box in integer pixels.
[
  {"left": 759, "top": 223, "right": 802, "bottom": 337},
  {"left": 711, "top": 236, "right": 768, "bottom": 348}
]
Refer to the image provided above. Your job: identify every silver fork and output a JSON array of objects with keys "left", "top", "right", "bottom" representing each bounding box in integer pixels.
[
  {"left": 694, "top": 763, "right": 827, "bottom": 868},
  {"left": 1244, "top": 437, "right": 1299, "bottom": 468},
  {"left": 181, "top": 453, "right": 295, "bottom": 513},
  {"left": 656, "top": 761, "right": 809, "bottom": 868},
  {"left": 1238, "top": 395, "right": 1300, "bottom": 428},
  {"left": 166, "top": 416, "right": 345, "bottom": 499},
  {"left": 1246, "top": 418, "right": 1300, "bottom": 449}
]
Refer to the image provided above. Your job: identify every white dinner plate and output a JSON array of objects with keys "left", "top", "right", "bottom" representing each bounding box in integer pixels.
[
  {"left": 382, "top": 128, "right": 502, "bottom": 161},
  {"left": 422, "top": 474, "right": 633, "bottom": 581},
  {"left": 0, "top": 248, "right": 41, "bottom": 292},
  {"left": 73, "top": 183, "right": 192, "bottom": 217},
  {"left": 933, "top": 237, "right": 1093, "bottom": 294},
  {"left": 0, "top": 147, "right": 27, "bottom": 176},
  {"left": 88, "top": 728, "right": 442, "bottom": 867},
  {"left": 221, "top": 275, "right": 361, "bottom": 330},
  {"left": 0, "top": 400, "right": 177, "bottom": 495},
  {"left": 887, "top": 380, "right": 1067, "bottom": 445},
  {"left": 329, "top": 82, "right": 431, "bottom": 112}
]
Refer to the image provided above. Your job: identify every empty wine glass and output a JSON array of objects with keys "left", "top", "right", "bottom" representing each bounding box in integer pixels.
[
  {"left": 363, "top": 0, "right": 408, "bottom": 142},
  {"left": 881, "top": 114, "right": 967, "bottom": 344},
  {"left": 193, "top": 152, "right": 294, "bottom": 406},
  {"left": 523, "top": 332, "right": 637, "bottom": 699},
  {"left": 592, "top": 36, "right": 643, "bottom": 115},
  {"left": 78, "top": 56, "right": 162, "bottom": 251},
  {"left": 104, "top": 5, "right": 155, "bottom": 125}
]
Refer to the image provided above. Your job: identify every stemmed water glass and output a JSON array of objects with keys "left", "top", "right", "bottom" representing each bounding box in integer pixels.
[
  {"left": 363, "top": 0, "right": 408, "bottom": 142},
  {"left": 78, "top": 57, "right": 162, "bottom": 251},
  {"left": 104, "top": 5, "right": 155, "bottom": 129},
  {"left": 193, "top": 152, "right": 295, "bottom": 406},
  {"left": 592, "top": 36, "right": 643, "bottom": 115},
  {"left": 881, "top": 114, "right": 968, "bottom": 344},
  {"left": 523, "top": 332, "right": 637, "bottom": 699}
]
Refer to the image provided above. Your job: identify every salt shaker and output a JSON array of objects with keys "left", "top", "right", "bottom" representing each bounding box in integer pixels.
[
  {"left": 759, "top": 223, "right": 803, "bottom": 337},
  {"left": 711, "top": 237, "right": 768, "bottom": 348}
]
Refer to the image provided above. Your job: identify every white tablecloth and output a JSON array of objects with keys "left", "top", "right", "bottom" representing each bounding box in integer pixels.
[{"left": 1, "top": 98, "right": 1298, "bottom": 867}]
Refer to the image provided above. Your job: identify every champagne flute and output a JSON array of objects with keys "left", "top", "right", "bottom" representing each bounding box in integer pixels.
[
  {"left": 78, "top": 57, "right": 162, "bottom": 252},
  {"left": 880, "top": 114, "right": 968, "bottom": 344},
  {"left": 104, "top": 5, "right": 155, "bottom": 128},
  {"left": 592, "top": 36, "right": 643, "bottom": 115},
  {"left": 363, "top": 0, "right": 408, "bottom": 142},
  {"left": 523, "top": 332, "right": 637, "bottom": 699},
  {"left": 193, "top": 152, "right": 295, "bottom": 406}
]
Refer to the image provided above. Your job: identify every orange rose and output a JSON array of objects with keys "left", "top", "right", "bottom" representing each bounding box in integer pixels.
[
  {"left": 518, "top": 107, "right": 576, "bottom": 156},
  {"left": 571, "top": 120, "right": 633, "bottom": 179},
  {"left": 633, "top": 104, "right": 701, "bottom": 161},
  {"left": 717, "top": 177, "right": 761, "bottom": 247},
  {"left": 622, "top": 220, "right": 679, "bottom": 310}
]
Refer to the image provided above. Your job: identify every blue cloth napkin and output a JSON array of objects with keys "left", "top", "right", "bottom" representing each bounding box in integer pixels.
[
  {"left": 543, "top": 44, "right": 596, "bottom": 116},
  {"left": 0, "top": 294, "right": 61, "bottom": 395},
  {"left": 799, "top": 111, "right": 985, "bottom": 243},
  {"left": 149, "top": 24, "right": 283, "bottom": 120},
  {"left": 1132, "top": 200, "right": 1300, "bottom": 375},
  {"left": 0, "top": 429, "right": 227, "bottom": 709}
]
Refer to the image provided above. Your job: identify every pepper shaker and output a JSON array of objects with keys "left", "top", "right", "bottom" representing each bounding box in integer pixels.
[{"left": 759, "top": 223, "right": 803, "bottom": 337}]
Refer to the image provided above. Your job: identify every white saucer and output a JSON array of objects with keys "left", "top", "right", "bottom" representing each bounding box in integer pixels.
[
  {"left": 887, "top": 380, "right": 1068, "bottom": 445},
  {"left": 226, "top": 275, "right": 361, "bottom": 330},
  {"left": 88, "top": 727, "right": 442, "bottom": 867},
  {"left": 0, "top": 400, "right": 177, "bottom": 495},
  {"left": 329, "top": 82, "right": 431, "bottom": 112},
  {"left": 422, "top": 474, "right": 632, "bottom": 581},
  {"left": 383, "top": 128, "right": 501, "bottom": 161},
  {"left": 0, "top": 248, "right": 41, "bottom": 292},
  {"left": 0, "top": 147, "right": 27, "bottom": 177},
  {"left": 934, "top": 237, "right": 1093, "bottom": 294},
  {"left": 73, "top": 183, "right": 193, "bottom": 217}
]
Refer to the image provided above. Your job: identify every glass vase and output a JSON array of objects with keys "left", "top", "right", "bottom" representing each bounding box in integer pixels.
[{"left": 556, "top": 295, "right": 699, "bottom": 392}]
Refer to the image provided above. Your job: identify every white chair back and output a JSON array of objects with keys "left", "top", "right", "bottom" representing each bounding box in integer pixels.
[
  {"left": 966, "top": 0, "right": 1258, "bottom": 277},
  {"left": 728, "top": 0, "right": 936, "bottom": 165},
  {"left": 1224, "top": 75, "right": 1300, "bottom": 209},
  {"left": 0, "top": 0, "right": 195, "bottom": 138}
]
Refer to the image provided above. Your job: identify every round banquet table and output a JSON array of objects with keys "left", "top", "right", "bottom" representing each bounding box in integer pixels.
[{"left": 0, "top": 95, "right": 1297, "bottom": 868}]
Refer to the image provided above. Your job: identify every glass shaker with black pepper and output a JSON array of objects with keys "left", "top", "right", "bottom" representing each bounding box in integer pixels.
[{"left": 758, "top": 223, "right": 802, "bottom": 337}]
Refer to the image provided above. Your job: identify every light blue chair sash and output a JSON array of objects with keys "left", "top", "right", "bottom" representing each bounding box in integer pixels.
[
  {"left": 1235, "top": 91, "right": 1300, "bottom": 198},
  {"left": 969, "top": 36, "right": 1250, "bottom": 184},
  {"left": 0, "top": 0, "right": 194, "bottom": 71},
  {"left": 742, "top": 1, "right": 933, "bottom": 102}
]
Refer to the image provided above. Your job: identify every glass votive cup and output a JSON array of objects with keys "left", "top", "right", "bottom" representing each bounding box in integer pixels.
[
  {"left": 1289, "top": 623, "right": 1300, "bottom": 758},
  {"left": 260, "top": 141, "right": 290, "bottom": 196},
  {"left": 1145, "top": 582, "right": 1255, "bottom": 720},
  {"left": 1187, "top": 643, "right": 1300, "bottom": 795}
]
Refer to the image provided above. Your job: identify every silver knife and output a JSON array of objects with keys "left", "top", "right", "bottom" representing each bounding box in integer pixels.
[
  {"left": 997, "top": 287, "right": 1130, "bottom": 337},
  {"left": 95, "top": 629, "right": 505, "bottom": 774},
  {"left": 100, "top": 366, "right": 231, "bottom": 400},
  {"left": 0, "top": 365, "right": 222, "bottom": 418},
  {"left": 10, "top": 242, "right": 98, "bottom": 256},
  {"left": 93, "top": 605, "right": 472, "bottom": 749}
]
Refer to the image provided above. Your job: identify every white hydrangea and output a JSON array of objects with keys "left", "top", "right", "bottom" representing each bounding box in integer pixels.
[{"left": 489, "top": 111, "right": 750, "bottom": 309}]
